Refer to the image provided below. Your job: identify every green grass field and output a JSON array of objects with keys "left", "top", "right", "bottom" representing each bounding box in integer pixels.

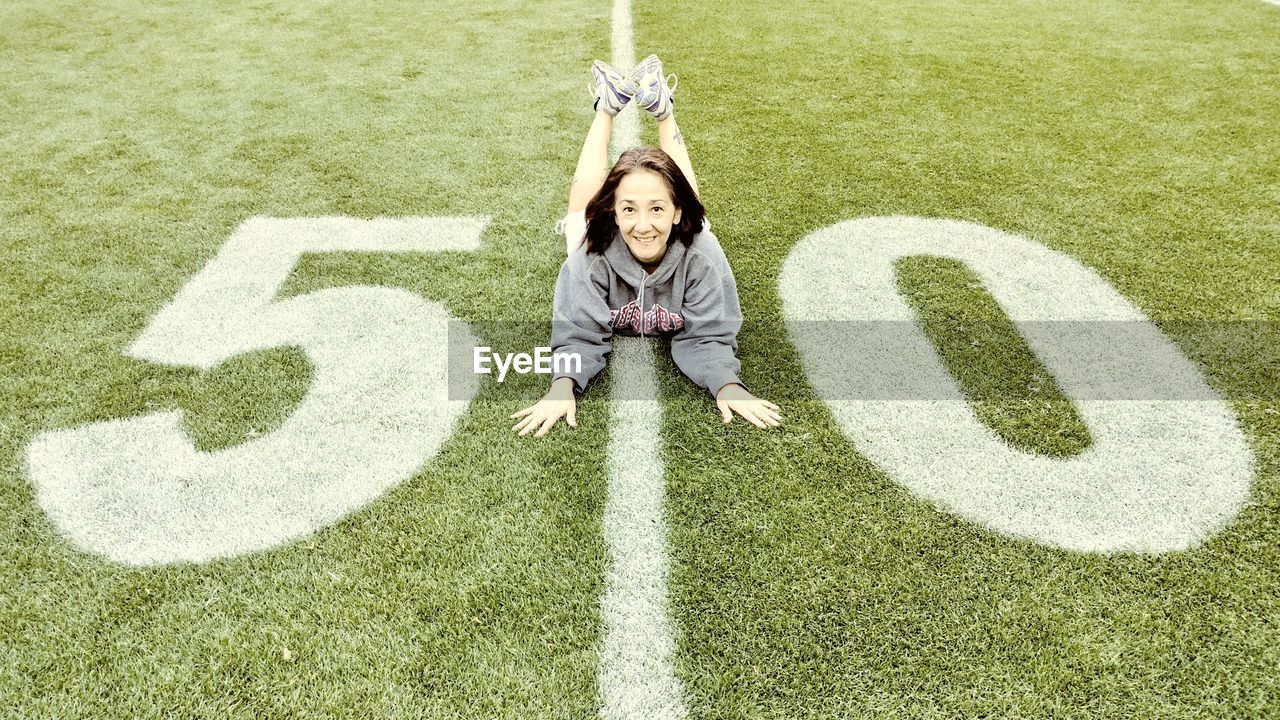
[{"left": 3, "top": 0, "right": 1279, "bottom": 717}]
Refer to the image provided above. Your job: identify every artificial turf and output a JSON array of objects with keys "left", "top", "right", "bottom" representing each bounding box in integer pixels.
[{"left": 3, "top": 0, "right": 1278, "bottom": 717}]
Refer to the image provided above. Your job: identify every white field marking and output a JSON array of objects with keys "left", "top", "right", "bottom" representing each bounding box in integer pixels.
[
  {"left": 779, "top": 216, "right": 1254, "bottom": 553},
  {"left": 599, "top": 338, "right": 689, "bottom": 720},
  {"left": 25, "top": 216, "right": 486, "bottom": 566},
  {"left": 597, "top": 1, "right": 688, "bottom": 718},
  {"left": 609, "top": 0, "right": 640, "bottom": 160}
]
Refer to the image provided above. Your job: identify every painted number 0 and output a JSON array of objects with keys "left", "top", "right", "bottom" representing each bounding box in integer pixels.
[
  {"left": 780, "top": 217, "right": 1253, "bottom": 553},
  {"left": 25, "top": 215, "right": 1253, "bottom": 564}
]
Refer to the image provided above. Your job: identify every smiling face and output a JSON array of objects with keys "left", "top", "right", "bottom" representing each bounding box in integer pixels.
[{"left": 614, "top": 169, "right": 683, "bottom": 269}]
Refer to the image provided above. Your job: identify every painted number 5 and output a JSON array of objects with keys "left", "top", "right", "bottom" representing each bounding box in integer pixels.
[{"left": 25, "top": 217, "right": 486, "bottom": 566}]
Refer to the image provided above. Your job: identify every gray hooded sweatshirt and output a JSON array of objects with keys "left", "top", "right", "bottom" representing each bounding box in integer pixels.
[{"left": 551, "top": 216, "right": 744, "bottom": 397}]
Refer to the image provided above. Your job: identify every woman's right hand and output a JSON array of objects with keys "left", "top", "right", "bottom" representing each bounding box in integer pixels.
[{"left": 511, "top": 377, "right": 578, "bottom": 437}]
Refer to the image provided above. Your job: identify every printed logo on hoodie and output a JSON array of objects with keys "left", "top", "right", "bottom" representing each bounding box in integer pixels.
[{"left": 610, "top": 300, "right": 685, "bottom": 334}]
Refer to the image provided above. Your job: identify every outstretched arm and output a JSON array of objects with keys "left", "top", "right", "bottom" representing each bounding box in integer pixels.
[
  {"left": 511, "top": 377, "right": 577, "bottom": 437},
  {"left": 670, "top": 245, "right": 781, "bottom": 429},
  {"left": 513, "top": 253, "right": 613, "bottom": 438},
  {"left": 568, "top": 111, "right": 614, "bottom": 215},
  {"left": 658, "top": 111, "right": 699, "bottom": 198}
]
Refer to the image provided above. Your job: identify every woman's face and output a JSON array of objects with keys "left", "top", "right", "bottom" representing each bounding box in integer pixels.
[{"left": 614, "top": 169, "right": 682, "bottom": 267}]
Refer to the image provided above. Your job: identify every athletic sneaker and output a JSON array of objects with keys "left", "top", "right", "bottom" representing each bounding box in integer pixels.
[
  {"left": 590, "top": 60, "right": 635, "bottom": 116},
  {"left": 630, "top": 54, "right": 678, "bottom": 121}
]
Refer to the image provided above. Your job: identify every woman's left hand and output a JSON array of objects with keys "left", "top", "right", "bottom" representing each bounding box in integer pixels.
[{"left": 715, "top": 383, "right": 782, "bottom": 429}]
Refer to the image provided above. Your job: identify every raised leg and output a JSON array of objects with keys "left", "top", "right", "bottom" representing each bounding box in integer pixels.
[
  {"left": 657, "top": 111, "right": 699, "bottom": 198},
  {"left": 569, "top": 110, "right": 614, "bottom": 215}
]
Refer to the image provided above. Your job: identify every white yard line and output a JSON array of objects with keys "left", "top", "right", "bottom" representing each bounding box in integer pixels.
[
  {"left": 597, "top": 1, "right": 689, "bottom": 717},
  {"left": 608, "top": 0, "right": 640, "bottom": 161},
  {"left": 599, "top": 339, "right": 688, "bottom": 719}
]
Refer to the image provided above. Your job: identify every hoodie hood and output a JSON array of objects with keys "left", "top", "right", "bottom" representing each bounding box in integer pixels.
[{"left": 603, "top": 227, "right": 688, "bottom": 286}]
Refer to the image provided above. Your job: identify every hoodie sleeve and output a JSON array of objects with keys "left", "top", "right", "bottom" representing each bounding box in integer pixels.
[
  {"left": 670, "top": 235, "right": 745, "bottom": 398},
  {"left": 550, "top": 246, "right": 614, "bottom": 394}
]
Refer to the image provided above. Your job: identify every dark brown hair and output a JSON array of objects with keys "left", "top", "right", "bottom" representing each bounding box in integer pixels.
[{"left": 581, "top": 147, "right": 706, "bottom": 255}]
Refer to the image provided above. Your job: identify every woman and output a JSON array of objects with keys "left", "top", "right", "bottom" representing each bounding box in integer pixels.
[{"left": 511, "top": 55, "right": 782, "bottom": 437}]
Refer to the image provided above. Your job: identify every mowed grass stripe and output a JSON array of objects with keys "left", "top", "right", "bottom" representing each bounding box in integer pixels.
[
  {"left": 1, "top": 0, "right": 619, "bottom": 717},
  {"left": 637, "top": 0, "right": 1280, "bottom": 717}
]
